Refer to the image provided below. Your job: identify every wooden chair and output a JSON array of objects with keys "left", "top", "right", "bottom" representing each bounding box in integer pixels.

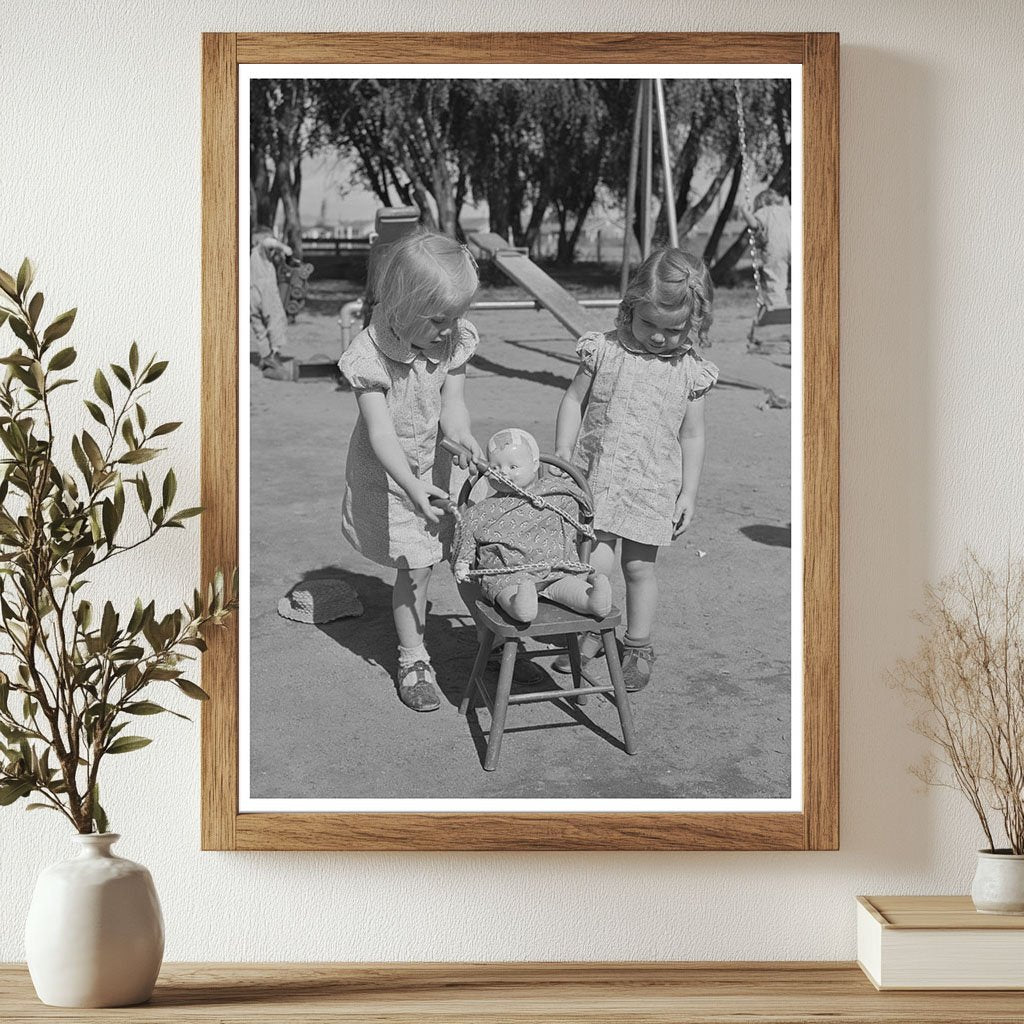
[{"left": 444, "top": 441, "right": 638, "bottom": 771}]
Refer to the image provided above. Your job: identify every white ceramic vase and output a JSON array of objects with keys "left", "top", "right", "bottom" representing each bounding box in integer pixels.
[
  {"left": 970, "top": 849, "right": 1024, "bottom": 915},
  {"left": 24, "top": 833, "right": 164, "bottom": 1007}
]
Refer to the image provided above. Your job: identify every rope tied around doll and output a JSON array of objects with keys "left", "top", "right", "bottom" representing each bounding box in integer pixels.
[{"left": 442, "top": 438, "right": 597, "bottom": 581}]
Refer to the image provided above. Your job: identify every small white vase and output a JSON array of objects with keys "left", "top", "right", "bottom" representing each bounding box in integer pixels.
[
  {"left": 25, "top": 833, "right": 164, "bottom": 1007},
  {"left": 970, "top": 849, "right": 1024, "bottom": 915}
]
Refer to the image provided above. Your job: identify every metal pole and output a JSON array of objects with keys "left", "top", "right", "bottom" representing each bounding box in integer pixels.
[
  {"left": 641, "top": 80, "right": 654, "bottom": 258},
  {"left": 619, "top": 83, "right": 644, "bottom": 296},
  {"left": 654, "top": 79, "right": 679, "bottom": 249}
]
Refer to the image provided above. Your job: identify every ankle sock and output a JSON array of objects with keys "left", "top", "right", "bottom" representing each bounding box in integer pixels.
[
  {"left": 398, "top": 642, "right": 430, "bottom": 671},
  {"left": 624, "top": 634, "right": 652, "bottom": 648}
]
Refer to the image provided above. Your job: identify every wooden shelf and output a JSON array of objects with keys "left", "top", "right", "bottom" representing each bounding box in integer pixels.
[{"left": 3, "top": 962, "right": 1024, "bottom": 1022}]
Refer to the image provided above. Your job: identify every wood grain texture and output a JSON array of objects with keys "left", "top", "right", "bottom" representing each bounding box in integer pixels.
[
  {"left": 862, "top": 895, "right": 1024, "bottom": 930},
  {"left": 3, "top": 962, "right": 1023, "bottom": 1023},
  {"left": 200, "top": 32, "right": 238, "bottom": 852},
  {"left": 801, "top": 32, "right": 841, "bottom": 852},
  {"left": 234, "top": 811, "right": 806, "bottom": 852},
  {"left": 200, "top": 32, "right": 840, "bottom": 851},
  {"left": 236, "top": 32, "right": 807, "bottom": 64}
]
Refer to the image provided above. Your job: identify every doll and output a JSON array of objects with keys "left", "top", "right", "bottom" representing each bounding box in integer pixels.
[{"left": 451, "top": 428, "right": 612, "bottom": 624}]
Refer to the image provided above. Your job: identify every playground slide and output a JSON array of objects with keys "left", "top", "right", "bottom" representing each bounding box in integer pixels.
[{"left": 469, "top": 232, "right": 604, "bottom": 339}]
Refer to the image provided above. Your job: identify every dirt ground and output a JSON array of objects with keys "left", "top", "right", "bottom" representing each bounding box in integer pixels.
[{"left": 248, "top": 271, "right": 793, "bottom": 801}]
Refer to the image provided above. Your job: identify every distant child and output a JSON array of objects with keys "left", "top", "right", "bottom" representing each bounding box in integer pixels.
[
  {"left": 554, "top": 248, "right": 719, "bottom": 692},
  {"left": 740, "top": 188, "right": 791, "bottom": 309},
  {"left": 451, "top": 428, "right": 612, "bottom": 624},
  {"left": 249, "top": 225, "right": 292, "bottom": 372},
  {"left": 338, "top": 229, "right": 482, "bottom": 712}
]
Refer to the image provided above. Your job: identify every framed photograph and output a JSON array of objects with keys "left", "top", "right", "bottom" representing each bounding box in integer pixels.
[{"left": 201, "top": 32, "right": 838, "bottom": 851}]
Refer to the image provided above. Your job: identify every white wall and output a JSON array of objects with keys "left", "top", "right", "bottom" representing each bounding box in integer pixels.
[{"left": 2, "top": 0, "right": 1022, "bottom": 961}]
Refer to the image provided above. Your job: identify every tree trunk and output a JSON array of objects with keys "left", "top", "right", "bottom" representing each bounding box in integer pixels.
[
  {"left": 554, "top": 206, "right": 571, "bottom": 264},
  {"left": 412, "top": 181, "right": 437, "bottom": 229},
  {"left": 522, "top": 193, "right": 549, "bottom": 250},
  {"left": 773, "top": 83, "right": 792, "bottom": 199},
  {"left": 251, "top": 145, "right": 276, "bottom": 229},
  {"left": 275, "top": 158, "right": 303, "bottom": 258},
  {"left": 671, "top": 111, "right": 707, "bottom": 231},
  {"left": 560, "top": 196, "right": 594, "bottom": 264},
  {"left": 488, "top": 187, "right": 511, "bottom": 239},
  {"left": 676, "top": 142, "right": 738, "bottom": 238},
  {"left": 703, "top": 152, "right": 742, "bottom": 264},
  {"left": 453, "top": 169, "right": 468, "bottom": 241}
]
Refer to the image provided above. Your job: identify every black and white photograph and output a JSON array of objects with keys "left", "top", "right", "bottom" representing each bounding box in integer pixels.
[{"left": 240, "top": 64, "right": 801, "bottom": 810}]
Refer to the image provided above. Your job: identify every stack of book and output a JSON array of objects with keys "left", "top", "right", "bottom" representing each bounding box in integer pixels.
[{"left": 857, "top": 895, "right": 1024, "bottom": 990}]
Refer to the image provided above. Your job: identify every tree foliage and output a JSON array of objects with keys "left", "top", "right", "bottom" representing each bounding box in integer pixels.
[
  {"left": 251, "top": 79, "right": 329, "bottom": 257},
  {"left": 0, "top": 260, "right": 237, "bottom": 834},
  {"left": 251, "top": 77, "right": 792, "bottom": 267}
]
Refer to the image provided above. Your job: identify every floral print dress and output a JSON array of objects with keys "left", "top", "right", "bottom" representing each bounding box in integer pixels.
[
  {"left": 338, "top": 315, "right": 478, "bottom": 570},
  {"left": 571, "top": 329, "right": 719, "bottom": 547}
]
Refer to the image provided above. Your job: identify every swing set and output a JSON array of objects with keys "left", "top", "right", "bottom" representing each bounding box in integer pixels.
[{"left": 331, "top": 78, "right": 789, "bottom": 361}]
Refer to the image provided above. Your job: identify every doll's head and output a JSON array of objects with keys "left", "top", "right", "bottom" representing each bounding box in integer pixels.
[
  {"left": 754, "top": 188, "right": 786, "bottom": 211},
  {"left": 371, "top": 228, "right": 479, "bottom": 355},
  {"left": 615, "top": 247, "right": 714, "bottom": 352},
  {"left": 486, "top": 428, "right": 540, "bottom": 493}
]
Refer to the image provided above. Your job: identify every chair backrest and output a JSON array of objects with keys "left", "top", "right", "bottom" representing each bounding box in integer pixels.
[{"left": 452, "top": 450, "right": 596, "bottom": 562}]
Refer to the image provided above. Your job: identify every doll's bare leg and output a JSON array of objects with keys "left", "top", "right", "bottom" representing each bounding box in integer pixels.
[
  {"left": 543, "top": 573, "right": 612, "bottom": 618},
  {"left": 495, "top": 580, "right": 539, "bottom": 622}
]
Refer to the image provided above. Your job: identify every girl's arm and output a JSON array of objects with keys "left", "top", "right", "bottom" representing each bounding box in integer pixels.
[
  {"left": 554, "top": 366, "right": 593, "bottom": 461},
  {"left": 674, "top": 396, "right": 707, "bottom": 537},
  {"left": 739, "top": 204, "right": 758, "bottom": 229},
  {"left": 356, "top": 389, "right": 447, "bottom": 524},
  {"left": 440, "top": 365, "right": 484, "bottom": 468}
]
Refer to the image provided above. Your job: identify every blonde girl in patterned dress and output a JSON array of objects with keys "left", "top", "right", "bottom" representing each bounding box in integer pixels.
[
  {"left": 338, "top": 230, "right": 483, "bottom": 712},
  {"left": 554, "top": 248, "right": 719, "bottom": 693}
]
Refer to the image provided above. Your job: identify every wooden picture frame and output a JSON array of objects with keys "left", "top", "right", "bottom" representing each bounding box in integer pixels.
[{"left": 201, "top": 32, "right": 838, "bottom": 851}]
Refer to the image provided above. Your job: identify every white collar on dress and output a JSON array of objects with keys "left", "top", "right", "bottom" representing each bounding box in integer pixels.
[
  {"left": 614, "top": 326, "right": 697, "bottom": 362},
  {"left": 368, "top": 312, "right": 450, "bottom": 365}
]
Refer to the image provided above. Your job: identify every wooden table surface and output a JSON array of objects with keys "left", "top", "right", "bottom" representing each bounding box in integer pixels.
[{"left": 3, "top": 962, "right": 1024, "bottom": 1022}]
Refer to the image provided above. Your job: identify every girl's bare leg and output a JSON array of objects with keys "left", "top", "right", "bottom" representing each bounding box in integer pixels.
[
  {"left": 620, "top": 539, "right": 659, "bottom": 641},
  {"left": 393, "top": 565, "right": 441, "bottom": 710},
  {"left": 393, "top": 565, "right": 433, "bottom": 650}
]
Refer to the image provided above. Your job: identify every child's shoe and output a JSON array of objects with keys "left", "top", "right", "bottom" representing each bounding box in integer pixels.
[
  {"left": 396, "top": 660, "right": 441, "bottom": 712},
  {"left": 552, "top": 630, "right": 604, "bottom": 674},
  {"left": 620, "top": 642, "right": 656, "bottom": 692}
]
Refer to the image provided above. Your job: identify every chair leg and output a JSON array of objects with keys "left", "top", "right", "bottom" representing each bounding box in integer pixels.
[
  {"left": 566, "top": 633, "right": 588, "bottom": 706},
  {"left": 461, "top": 628, "right": 493, "bottom": 716},
  {"left": 603, "top": 629, "right": 637, "bottom": 755},
  {"left": 483, "top": 639, "right": 518, "bottom": 771}
]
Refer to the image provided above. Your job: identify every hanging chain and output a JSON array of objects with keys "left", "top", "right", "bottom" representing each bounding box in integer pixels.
[{"left": 734, "top": 80, "right": 766, "bottom": 313}]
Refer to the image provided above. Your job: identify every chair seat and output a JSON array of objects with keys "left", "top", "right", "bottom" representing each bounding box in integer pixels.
[{"left": 471, "top": 597, "right": 622, "bottom": 639}]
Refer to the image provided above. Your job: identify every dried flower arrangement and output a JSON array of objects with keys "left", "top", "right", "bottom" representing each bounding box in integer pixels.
[{"left": 895, "top": 551, "right": 1024, "bottom": 854}]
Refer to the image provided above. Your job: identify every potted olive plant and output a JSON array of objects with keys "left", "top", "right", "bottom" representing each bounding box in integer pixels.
[
  {"left": 895, "top": 551, "right": 1024, "bottom": 914},
  {"left": 0, "top": 260, "right": 236, "bottom": 1006}
]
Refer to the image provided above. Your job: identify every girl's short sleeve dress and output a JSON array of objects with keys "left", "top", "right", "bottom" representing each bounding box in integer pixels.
[
  {"left": 572, "top": 329, "right": 718, "bottom": 547},
  {"left": 338, "top": 317, "right": 478, "bottom": 570}
]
